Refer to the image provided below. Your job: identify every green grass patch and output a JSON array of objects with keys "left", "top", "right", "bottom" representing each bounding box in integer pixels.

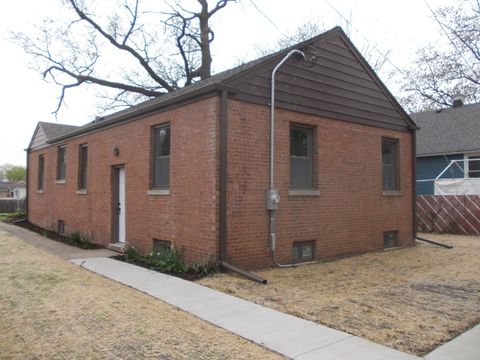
[{"left": 0, "top": 212, "right": 25, "bottom": 222}]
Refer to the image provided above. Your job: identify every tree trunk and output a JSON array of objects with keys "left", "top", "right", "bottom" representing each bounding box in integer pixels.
[{"left": 198, "top": 1, "right": 212, "bottom": 80}]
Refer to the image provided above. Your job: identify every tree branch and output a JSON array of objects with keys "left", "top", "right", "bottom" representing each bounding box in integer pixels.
[{"left": 68, "top": 0, "right": 175, "bottom": 92}]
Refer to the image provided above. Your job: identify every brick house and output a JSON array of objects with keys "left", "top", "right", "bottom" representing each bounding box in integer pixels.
[{"left": 27, "top": 27, "right": 417, "bottom": 269}]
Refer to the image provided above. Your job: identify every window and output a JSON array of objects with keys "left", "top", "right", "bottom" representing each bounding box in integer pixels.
[
  {"left": 78, "top": 144, "right": 88, "bottom": 189},
  {"left": 384, "top": 231, "right": 398, "bottom": 248},
  {"left": 152, "top": 124, "right": 170, "bottom": 188},
  {"left": 58, "top": 220, "right": 65, "bottom": 235},
  {"left": 57, "top": 145, "right": 66, "bottom": 181},
  {"left": 38, "top": 154, "right": 45, "bottom": 191},
  {"left": 382, "top": 138, "right": 399, "bottom": 191},
  {"left": 467, "top": 155, "right": 480, "bottom": 178},
  {"left": 153, "top": 239, "right": 172, "bottom": 254},
  {"left": 292, "top": 241, "right": 315, "bottom": 262},
  {"left": 290, "top": 125, "right": 314, "bottom": 188}
]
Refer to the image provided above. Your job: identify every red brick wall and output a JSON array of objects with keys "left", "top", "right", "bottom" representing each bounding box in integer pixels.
[
  {"left": 28, "top": 95, "right": 413, "bottom": 269},
  {"left": 28, "top": 96, "right": 220, "bottom": 263},
  {"left": 226, "top": 100, "right": 414, "bottom": 269}
]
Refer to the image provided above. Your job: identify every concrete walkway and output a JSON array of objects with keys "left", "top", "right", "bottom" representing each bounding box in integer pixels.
[
  {"left": 70, "top": 256, "right": 419, "bottom": 359},
  {"left": 425, "top": 324, "right": 480, "bottom": 360},
  {"left": 2, "top": 221, "right": 477, "bottom": 359},
  {"left": 0, "top": 222, "right": 117, "bottom": 259}
]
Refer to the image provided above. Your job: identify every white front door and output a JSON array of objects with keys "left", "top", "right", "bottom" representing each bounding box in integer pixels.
[{"left": 118, "top": 167, "right": 126, "bottom": 243}]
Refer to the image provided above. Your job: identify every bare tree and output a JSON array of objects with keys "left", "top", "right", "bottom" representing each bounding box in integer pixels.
[
  {"left": 12, "top": 0, "right": 236, "bottom": 114},
  {"left": 398, "top": 0, "right": 480, "bottom": 112}
]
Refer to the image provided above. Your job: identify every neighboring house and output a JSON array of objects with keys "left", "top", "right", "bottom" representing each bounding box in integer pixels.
[
  {"left": 12, "top": 180, "right": 26, "bottom": 199},
  {"left": 413, "top": 100, "right": 480, "bottom": 195},
  {"left": 0, "top": 181, "right": 13, "bottom": 198},
  {"left": 27, "top": 27, "right": 416, "bottom": 269}
]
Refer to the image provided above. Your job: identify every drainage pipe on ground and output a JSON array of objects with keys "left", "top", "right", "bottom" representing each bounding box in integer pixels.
[
  {"left": 268, "top": 49, "right": 305, "bottom": 268},
  {"left": 415, "top": 236, "right": 453, "bottom": 249},
  {"left": 220, "top": 261, "right": 267, "bottom": 284}
]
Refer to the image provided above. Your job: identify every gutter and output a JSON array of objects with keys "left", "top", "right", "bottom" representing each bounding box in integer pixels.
[
  {"left": 411, "top": 128, "right": 417, "bottom": 240},
  {"left": 25, "top": 149, "right": 29, "bottom": 220}
]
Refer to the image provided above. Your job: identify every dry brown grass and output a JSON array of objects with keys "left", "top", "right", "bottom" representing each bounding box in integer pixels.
[
  {"left": 199, "top": 234, "right": 480, "bottom": 356},
  {"left": 0, "top": 229, "right": 282, "bottom": 360}
]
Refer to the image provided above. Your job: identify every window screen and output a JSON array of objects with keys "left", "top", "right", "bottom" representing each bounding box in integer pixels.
[
  {"left": 290, "top": 125, "right": 314, "bottom": 188},
  {"left": 152, "top": 124, "right": 170, "bottom": 188},
  {"left": 292, "top": 241, "right": 315, "bottom": 262},
  {"left": 38, "top": 154, "right": 45, "bottom": 191},
  {"left": 153, "top": 239, "right": 172, "bottom": 254},
  {"left": 57, "top": 146, "right": 66, "bottom": 180},
  {"left": 384, "top": 231, "right": 398, "bottom": 248},
  {"left": 78, "top": 144, "right": 88, "bottom": 189},
  {"left": 382, "top": 138, "right": 399, "bottom": 190}
]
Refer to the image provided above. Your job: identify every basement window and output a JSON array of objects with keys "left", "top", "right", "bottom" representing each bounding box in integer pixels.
[
  {"left": 58, "top": 220, "right": 65, "bottom": 236},
  {"left": 292, "top": 241, "right": 315, "bottom": 262},
  {"left": 153, "top": 239, "right": 172, "bottom": 254},
  {"left": 383, "top": 231, "right": 398, "bottom": 249}
]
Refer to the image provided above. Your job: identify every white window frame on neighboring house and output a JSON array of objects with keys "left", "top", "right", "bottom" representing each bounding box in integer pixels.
[{"left": 464, "top": 152, "right": 480, "bottom": 179}]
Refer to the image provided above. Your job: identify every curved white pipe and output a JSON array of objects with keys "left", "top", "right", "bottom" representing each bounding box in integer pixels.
[{"left": 269, "top": 49, "right": 305, "bottom": 268}]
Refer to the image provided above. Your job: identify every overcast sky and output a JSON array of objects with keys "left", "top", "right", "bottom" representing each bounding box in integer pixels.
[{"left": 0, "top": 0, "right": 454, "bottom": 166}]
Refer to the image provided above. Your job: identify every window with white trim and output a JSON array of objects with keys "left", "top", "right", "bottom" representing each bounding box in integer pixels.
[{"left": 466, "top": 155, "right": 480, "bottom": 178}]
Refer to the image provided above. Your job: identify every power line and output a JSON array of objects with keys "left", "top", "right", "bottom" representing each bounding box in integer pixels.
[
  {"left": 423, "top": 0, "right": 476, "bottom": 75},
  {"left": 322, "top": 0, "right": 402, "bottom": 73},
  {"left": 247, "top": 0, "right": 285, "bottom": 37}
]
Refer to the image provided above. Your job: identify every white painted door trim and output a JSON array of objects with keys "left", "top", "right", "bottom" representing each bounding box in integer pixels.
[{"left": 118, "top": 167, "right": 126, "bottom": 243}]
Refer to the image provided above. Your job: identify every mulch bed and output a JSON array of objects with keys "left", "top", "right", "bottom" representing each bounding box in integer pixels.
[
  {"left": 112, "top": 254, "right": 214, "bottom": 281},
  {"left": 5, "top": 217, "right": 216, "bottom": 281},
  {"left": 8, "top": 219, "right": 103, "bottom": 250}
]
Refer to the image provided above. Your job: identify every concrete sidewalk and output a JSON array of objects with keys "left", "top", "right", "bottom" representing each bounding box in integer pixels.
[
  {"left": 0, "top": 222, "right": 117, "bottom": 259},
  {"left": 71, "top": 256, "right": 419, "bottom": 360},
  {"left": 425, "top": 324, "right": 480, "bottom": 360},
  {"left": 2, "top": 221, "right": 477, "bottom": 359}
]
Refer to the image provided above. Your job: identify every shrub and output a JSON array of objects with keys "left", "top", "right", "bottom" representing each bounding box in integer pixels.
[
  {"left": 189, "top": 258, "right": 220, "bottom": 276},
  {"left": 65, "top": 231, "right": 94, "bottom": 249},
  {"left": 123, "top": 246, "right": 219, "bottom": 276}
]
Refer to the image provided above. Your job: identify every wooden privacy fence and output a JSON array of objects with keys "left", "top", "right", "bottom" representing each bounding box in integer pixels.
[
  {"left": 0, "top": 198, "right": 25, "bottom": 213},
  {"left": 417, "top": 195, "right": 480, "bottom": 235}
]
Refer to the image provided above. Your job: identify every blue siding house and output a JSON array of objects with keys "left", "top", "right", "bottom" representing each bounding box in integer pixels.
[{"left": 412, "top": 100, "right": 480, "bottom": 195}]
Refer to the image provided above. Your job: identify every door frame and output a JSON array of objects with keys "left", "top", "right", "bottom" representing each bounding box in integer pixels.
[{"left": 111, "top": 165, "right": 126, "bottom": 244}]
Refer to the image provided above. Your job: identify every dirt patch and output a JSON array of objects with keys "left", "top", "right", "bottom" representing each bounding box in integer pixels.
[
  {"left": 198, "top": 234, "right": 480, "bottom": 356},
  {"left": 0, "top": 229, "right": 282, "bottom": 359}
]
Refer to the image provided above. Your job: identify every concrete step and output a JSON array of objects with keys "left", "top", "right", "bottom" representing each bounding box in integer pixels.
[{"left": 108, "top": 242, "right": 126, "bottom": 253}]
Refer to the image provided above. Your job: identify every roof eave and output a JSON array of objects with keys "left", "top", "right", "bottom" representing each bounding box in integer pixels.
[
  {"left": 47, "top": 83, "right": 238, "bottom": 144},
  {"left": 417, "top": 149, "right": 480, "bottom": 157}
]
